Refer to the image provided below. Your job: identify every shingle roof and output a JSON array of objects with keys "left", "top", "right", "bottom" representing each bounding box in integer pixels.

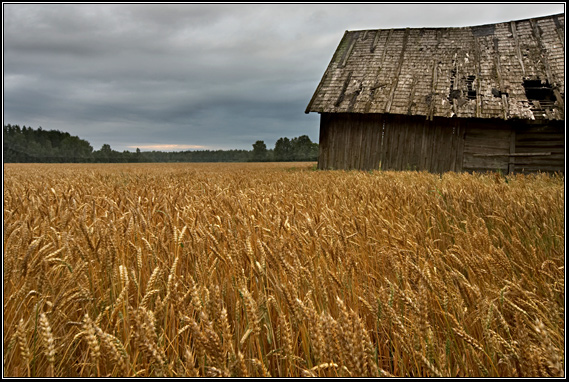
[{"left": 306, "top": 13, "right": 564, "bottom": 121}]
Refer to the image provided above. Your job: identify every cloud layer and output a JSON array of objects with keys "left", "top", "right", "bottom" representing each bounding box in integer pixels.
[{"left": 3, "top": 3, "right": 564, "bottom": 151}]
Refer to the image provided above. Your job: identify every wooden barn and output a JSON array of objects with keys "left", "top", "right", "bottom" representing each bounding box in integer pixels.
[{"left": 305, "top": 13, "right": 565, "bottom": 173}]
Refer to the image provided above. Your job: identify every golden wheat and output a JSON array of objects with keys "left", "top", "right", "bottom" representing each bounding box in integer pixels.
[{"left": 3, "top": 162, "right": 564, "bottom": 377}]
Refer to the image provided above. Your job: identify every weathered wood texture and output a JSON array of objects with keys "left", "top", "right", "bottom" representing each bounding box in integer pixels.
[
  {"left": 462, "top": 120, "right": 564, "bottom": 173},
  {"left": 461, "top": 120, "right": 510, "bottom": 173},
  {"left": 318, "top": 113, "right": 564, "bottom": 174},
  {"left": 512, "top": 122, "right": 564, "bottom": 173},
  {"left": 318, "top": 113, "right": 464, "bottom": 172},
  {"left": 306, "top": 14, "right": 564, "bottom": 122}
]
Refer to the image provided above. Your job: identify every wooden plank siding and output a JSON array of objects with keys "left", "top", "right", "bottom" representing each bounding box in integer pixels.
[
  {"left": 462, "top": 120, "right": 511, "bottom": 173},
  {"left": 318, "top": 113, "right": 464, "bottom": 172},
  {"left": 318, "top": 113, "right": 564, "bottom": 174},
  {"left": 512, "top": 121, "right": 564, "bottom": 173}
]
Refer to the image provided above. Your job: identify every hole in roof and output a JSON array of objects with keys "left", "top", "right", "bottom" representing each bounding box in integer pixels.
[
  {"left": 523, "top": 79, "right": 555, "bottom": 102},
  {"left": 523, "top": 78, "right": 556, "bottom": 119}
]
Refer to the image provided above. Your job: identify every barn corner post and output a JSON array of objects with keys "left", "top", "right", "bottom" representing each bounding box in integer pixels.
[{"left": 305, "top": 13, "right": 564, "bottom": 174}]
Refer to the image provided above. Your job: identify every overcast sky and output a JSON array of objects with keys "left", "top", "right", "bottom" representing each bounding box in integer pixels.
[{"left": 3, "top": 3, "right": 565, "bottom": 152}]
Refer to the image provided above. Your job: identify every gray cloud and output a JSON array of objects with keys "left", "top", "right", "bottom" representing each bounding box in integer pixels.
[{"left": 3, "top": 3, "right": 564, "bottom": 151}]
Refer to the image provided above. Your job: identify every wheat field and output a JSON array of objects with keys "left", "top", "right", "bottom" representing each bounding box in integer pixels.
[{"left": 3, "top": 162, "right": 565, "bottom": 377}]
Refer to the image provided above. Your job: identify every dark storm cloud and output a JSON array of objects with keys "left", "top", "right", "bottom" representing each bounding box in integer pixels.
[{"left": 3, "top": 3, "right": 565, "bottom": 151}]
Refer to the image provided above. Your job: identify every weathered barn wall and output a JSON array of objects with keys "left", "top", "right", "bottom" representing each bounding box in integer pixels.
[
  {"left": 318, "top": 113, "right": 464, "bottom": 171},
  {"left": 461, "top": 120, "right": 510, "bottom": 173},
  {"left": 461, "top": 120, "right": 564, "bottom": 173},
  {"left": 512, "top": 121, "right": 564, "bottom": 173},
  {"left": 318, "top": 113, "right": 564, "bottom": 173}
]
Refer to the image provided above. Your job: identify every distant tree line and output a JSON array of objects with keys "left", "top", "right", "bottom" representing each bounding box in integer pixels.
[
  {"left": 3, "top": 124, "right": 318, "bottom": 163},
  {"left": 3, "top": 124, "right": 94, "bottom": 162}
]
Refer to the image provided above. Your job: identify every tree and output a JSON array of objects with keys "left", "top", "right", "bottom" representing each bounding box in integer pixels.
[
  {"left": 93, "top": 144, "right": 113, "bottom": 162},
  {"left": 274, "top": 137, "right": 293, "bottom": 161},
  {"left": 3, "top": 124, "right": 95, "bottom": 162},
  {"left": 252, "top": 140, "right": 268, "bottom": 161},
  {"left": 290, "top": 135, "right": 318, "bottom": 161},
  {"left": 273, "top": 135, "right": 318, "bottom": 161},
  {"left": 61, "top": 136, "right": 93, "bottom": 162}
]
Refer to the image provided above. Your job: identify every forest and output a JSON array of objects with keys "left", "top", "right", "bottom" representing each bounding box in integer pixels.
[{"left": 2, "top": 124, "right": 318, "bottom": 163}]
